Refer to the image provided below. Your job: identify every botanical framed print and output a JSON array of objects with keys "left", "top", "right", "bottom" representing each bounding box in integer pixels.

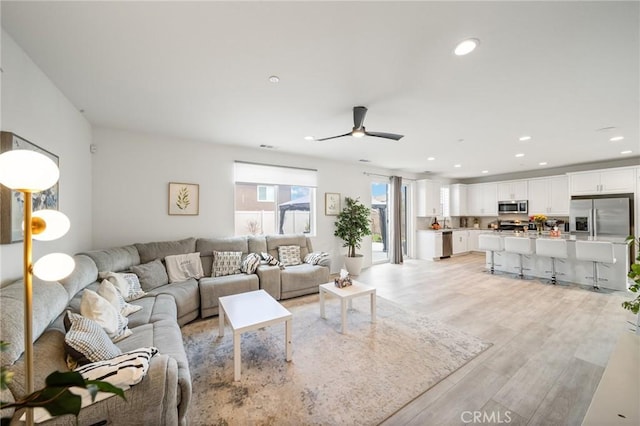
[
  {"left": 0, "top": 132, "right": 59, "bottom": 244},
  {"left": 325, "top": 192, "right": 340, "bottom": 216},
  {"left": 168, "top": 182, "right": 199, "bottom": 215}
]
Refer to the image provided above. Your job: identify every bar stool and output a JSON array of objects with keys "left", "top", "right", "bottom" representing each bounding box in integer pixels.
[
  {"left": 504, "top": 237, "right": 535, "bottom": 279},
  {"left": 478, "top": 234, "right": 503, "bottom": 274},
  {"left": 535, "top": 238, "right": 568, "bottom": 285},
  {"left": 575, "top": 241, "right": 616, "bottom": 290}
]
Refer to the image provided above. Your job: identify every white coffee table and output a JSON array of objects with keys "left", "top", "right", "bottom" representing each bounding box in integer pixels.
[
  {"left": 218, "top": 290, "right": 292, "bottom": 381},
  {"left": 319, "top": 281, "right": 376, "bottom": 333}
]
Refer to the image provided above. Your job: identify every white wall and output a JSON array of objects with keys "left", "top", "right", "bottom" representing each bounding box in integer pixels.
[
  {"left": 0, "top": 30, "right": 93, "bottom": 284},
  {"left": 92, "top": 127, "right": 415, "bottom": 272}
]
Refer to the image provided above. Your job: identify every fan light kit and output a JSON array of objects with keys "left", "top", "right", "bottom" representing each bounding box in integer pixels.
[
  {"left": 315, "top": 106, "right": 404, "bottom": 142},
  {"left": 454, "top": 38, "right": 479, "bottom": 56}
]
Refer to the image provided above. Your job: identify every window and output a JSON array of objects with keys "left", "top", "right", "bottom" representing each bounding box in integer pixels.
[
  {"left": 234, "top": 162, "right": 317, "bottom": 236},
  {"left": 257, "top": 185, "right": 275, "bottom": 202}
]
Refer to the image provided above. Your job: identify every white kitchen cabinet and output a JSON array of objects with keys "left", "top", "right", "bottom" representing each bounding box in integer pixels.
[
  {"left": 467, "top": 229, "right": 484, "bottom": 252},
  {"left": 569, "top": 168, "right": 635, "bottom": 195},
  {"left": 416, "top": 231, "right": 442, "bottom": 260},
  {"left": 452, "top": 230, "right": 468, "bottom": 254},
  {"left": 450, "top": 184, "right": 467, "bottom": 216},
  {"left": 497, "top": 180, "right": 528, "bottom": 201},
  {"left": 467, "top": 183, "right": 498, "bottom": 216},
  {"left": 416, "top": 179, "right": 442, "bottom": 217},
  {"left": 528, "top": 175, "right": 569, "bottom": 216}
]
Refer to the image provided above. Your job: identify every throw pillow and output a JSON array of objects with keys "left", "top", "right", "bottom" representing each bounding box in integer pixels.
[
  {"left": 74, "top": 347, "right": 158, "bottom": 387},
  {"left": 130, "top": 259, "right": 169, "bottom": 291},
  {"left": 97, "top": 279, "right": 142, "bottom": 317},
  {"left": 165, "top": 252, "right": 204, "bottom": 283},
  {"left": 99, "top": 271, "right": 147, "bottom": 301},
  {"left": 260, "top": 252, "right": 285, "bottom": 269},
  {"left": 80, "top": 289, "right": 132, "bottom": 342},
  {"left": 240, "top": 253, "right": 261, "bottom": 274},
  {"left": 278, "top": 245, "right": 301, "bottom": 266},
  {"left": 212, "top": 251, "right": 242, "bottom": 277},
  {"left": 64, "top": 311, "right": 122, "bottom": 368},
  {"left": 122, "top": 273, "right": 147, "bottom": 301},
  {"left": 304, "top": 252, "right": 330, "bottom": 265}
]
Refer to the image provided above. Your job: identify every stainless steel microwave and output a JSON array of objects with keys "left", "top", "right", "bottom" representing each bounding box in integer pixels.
[{"left": 498, "top": 200, "right": 528, "bottom": 215}]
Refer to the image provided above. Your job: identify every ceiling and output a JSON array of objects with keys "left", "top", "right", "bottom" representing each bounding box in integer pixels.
[{"left": 2, "top": 1, "right": 638, "bottom": 179}]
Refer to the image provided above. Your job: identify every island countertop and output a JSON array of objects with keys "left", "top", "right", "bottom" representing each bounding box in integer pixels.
[{"left": 477, "top": 231, "right": 629, "bottom": 245}]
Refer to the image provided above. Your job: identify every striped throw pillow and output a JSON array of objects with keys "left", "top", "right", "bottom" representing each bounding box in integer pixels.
[
  {"left": 240, "top": 253, "right": 261, "bottom": 274},
  {"left": 75, "top": 347, "right": 159, "bottom": 387},
  {"left": 304, "top": 252, "right": 330, "bottom": 265},
  {"left": 261, "top": 252, "right": 285, "bottom": 269}
]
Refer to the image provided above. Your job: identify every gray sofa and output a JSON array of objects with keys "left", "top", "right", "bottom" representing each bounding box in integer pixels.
[{"left": 0, "top": 234, "right": 329, "bottom": 425}]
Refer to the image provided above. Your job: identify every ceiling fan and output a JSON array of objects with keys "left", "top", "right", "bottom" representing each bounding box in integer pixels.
[{"left": 315, "top": 106, "right": 404, "bottom": 141}]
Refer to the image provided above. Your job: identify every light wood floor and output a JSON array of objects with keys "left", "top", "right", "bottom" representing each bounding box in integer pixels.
[{"left": 355, "top": 253, "right": 636, "bottom": 426}]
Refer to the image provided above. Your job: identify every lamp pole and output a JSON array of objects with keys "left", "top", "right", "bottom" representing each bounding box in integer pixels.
[{"left": 23, "top": 189, "right": 35, "bottom": 426}]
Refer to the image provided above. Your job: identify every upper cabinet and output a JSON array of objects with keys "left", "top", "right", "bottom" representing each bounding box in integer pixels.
[
  {"left": 450, "top": 184, "right": 467, "bottom": 217},
  {"left": 569, "top": 168, "right": 635, "bottom": 195},
  {"left": 416, "top": 179, "right": 442, "bottom": 216},
  {"left": 497, "top": 180, "right": 528, "bottom": 201},
  {"left": 467, "top": 182, "right": 497, "bottom": 216},
  {"left": 528, "top": 175, "right": 569, "bottom": 216}
]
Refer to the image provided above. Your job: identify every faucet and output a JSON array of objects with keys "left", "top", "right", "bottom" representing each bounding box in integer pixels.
[{"left": 443, "top": 217, "right": 448, "bottom": 229}]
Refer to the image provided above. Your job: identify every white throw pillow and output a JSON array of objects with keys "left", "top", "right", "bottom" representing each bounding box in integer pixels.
[
  {"left": 99, "top": 271, "right": 147, "bottom": 301},
  {"left": 165, "top": 252, "right": 204, "bottom": 283},
  {"left": 80, "top": 289, "right": 132, "bottom": 342},
  {"left": 97, "top": 279, "right": 142, "bottom": 317}
]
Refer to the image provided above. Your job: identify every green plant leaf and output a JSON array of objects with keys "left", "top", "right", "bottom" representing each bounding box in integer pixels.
[
  {"left": 86, "top": 381, "right": 125, "bottom": 401},
  {"left": 44, "top": 371, "right": 85, "bottom": 388}
]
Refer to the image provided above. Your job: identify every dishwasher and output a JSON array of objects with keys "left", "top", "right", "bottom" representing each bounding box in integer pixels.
[{"left": 441, "top": 231, "right": 453, "bottom": 258}]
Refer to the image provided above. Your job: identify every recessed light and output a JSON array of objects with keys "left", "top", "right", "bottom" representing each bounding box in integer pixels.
[
  {"left": 304, "top": 136, "right": 314, "bottom": 141},
  {"left": 481, "top": 170, "right": 489, "bottom": 174},
  {"left": 268, "top": 75, "right": 280, "bottom": 83},
  {"left": 454, "top": 164, "right": 462, "bottom": 168},
  {"left": 457, "top": 139, "right": 465, "bottom": 143},
  {"left": 359, "top": 159, "right": 371, "bottom": 163},
  {"left": 259, "top": 144, "right": 275, "bottom": 149},
  {"left": 519, "top": 136, "right": 531, "bottom": 141},
  {"left": 427, "top": 157, "right": 435, "bottom": 161},
  {"left": 610, "top": 136, "right": 624, "bottom": 142},
  {"left": 454, "top": 38, "right": 479, "bottom": 56},
  {"left": 621, "top": 150, "right": 632, "bottom": 155},
  {"left": 539, "top": 162, "right": 548, "bottom": 166},
  {"left": 515, "top": 153, "right": 525, "bottom": 158}
]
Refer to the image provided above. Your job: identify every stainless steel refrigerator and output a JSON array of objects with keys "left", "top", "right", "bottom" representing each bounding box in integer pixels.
[{"left": 569, "top": 194, "right": 634, "bottom": 238}]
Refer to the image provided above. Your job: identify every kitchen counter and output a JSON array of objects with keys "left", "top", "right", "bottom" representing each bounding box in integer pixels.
[{"left": 477, "top": 231, "right": 629, "bottom": 244}]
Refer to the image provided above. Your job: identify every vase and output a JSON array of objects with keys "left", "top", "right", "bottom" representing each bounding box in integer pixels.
[{"left": 536, "top": 223, "right": 543, "bottom": 235}]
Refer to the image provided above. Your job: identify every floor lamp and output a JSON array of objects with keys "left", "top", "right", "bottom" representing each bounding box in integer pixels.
[{"left": 0, "top": 150, "right": 75, "bottom": 426}]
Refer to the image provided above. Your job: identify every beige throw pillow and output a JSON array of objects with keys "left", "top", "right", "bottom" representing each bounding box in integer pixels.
[
  {"left": 278, "top": 245, "right": 301, "bottom": 266},
  {"left": 80, "top": 289, "right": 132, "bottom": 342}
]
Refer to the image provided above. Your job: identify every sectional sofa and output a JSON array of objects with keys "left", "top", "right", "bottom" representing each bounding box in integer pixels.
[{"left": 0, "top": 233, "right": 330, "bottom": 425}]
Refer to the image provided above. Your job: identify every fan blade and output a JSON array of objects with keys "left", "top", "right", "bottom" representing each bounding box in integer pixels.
[
  {"left": 353, "top": 106, "right": 368, "bottom": 129},
  {"left": 315, "top": 132, "right": 352, "bottom": 141},
  {"left": 365, "top": 131, "right": 404, "bottom": 141}
]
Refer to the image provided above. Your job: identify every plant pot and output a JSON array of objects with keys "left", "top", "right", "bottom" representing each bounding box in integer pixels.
[{"left": 343, "top": 255, "right": 364, "bottom": 276}]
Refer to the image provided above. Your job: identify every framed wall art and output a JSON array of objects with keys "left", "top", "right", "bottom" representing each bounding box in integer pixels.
[
  {"left": 168, "top": 182, "right": 199, "bottom": 215},
  {"left": 0, "top": 132, "right": 59, "bottom": 244},
  {"left": 325, "top": 192, "right": 340, "bottom": 216}
]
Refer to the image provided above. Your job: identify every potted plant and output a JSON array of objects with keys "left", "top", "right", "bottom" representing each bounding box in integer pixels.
[
  {"left": 623, "top": 236, "right": 640, "bottom": 334},
  {"left": 334, "top": 196, "right": 371, "bottom": 275}
]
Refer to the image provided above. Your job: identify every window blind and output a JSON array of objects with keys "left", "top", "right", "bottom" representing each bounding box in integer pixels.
[{"left": 234, "top": 162, "right": 318, "bottom": 187}]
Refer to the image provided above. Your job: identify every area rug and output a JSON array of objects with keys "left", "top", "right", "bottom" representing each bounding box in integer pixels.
[{"left": 182, "top": 293, "right": 491, "bottom": 425}]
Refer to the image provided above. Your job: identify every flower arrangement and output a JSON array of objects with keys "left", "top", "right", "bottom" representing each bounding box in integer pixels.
[{"left": 530, "top": 214, "right": 547, "bottom": 224}]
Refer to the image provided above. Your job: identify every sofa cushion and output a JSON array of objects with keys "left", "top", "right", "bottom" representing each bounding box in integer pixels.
[
  {"left": 64, "top": 312, "right": 122, "bottom": 368},
  {"left": 199, "top": 274, "right": 259, "bottom": 318},
  {"left": 278, "top": 245, "right": 301, "bottom": 266},
  {"left": 0, "top": 278, "right": 68, "bottom": 366},
  {"left": 212, "top": 251, "right": 242, "bottom": 277},
  {"left": 197, "top": 237, "right": 249, "bottom": 276},
  {"left": 280, "top": 263, "right": 329, "bottom": 295},
  {"left": 59, "top": 254, "right": 98, "bottom": 301},
  {"left": 79, "top": 245, "right": 140, "bottom": 273},
  {"left": 144, "top": 279, "right": 200, "bottom": 326},
  {"left": 135, "top": 237, "right": 196, "bottom": 264},
  {"left": 131, "top": 259, "right": 169, "bottom": 291},
  {"left": 80, "top": 289, "right": 131, "bottom": 342},
  {"left": 165, "top": 252, "right": 204, "bottom": 283},
  {"left": 247, "top": 235, "right": 267, "bottom": 254}
]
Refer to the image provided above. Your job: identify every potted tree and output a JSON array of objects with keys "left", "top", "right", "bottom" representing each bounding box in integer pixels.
[
  {"left": 623, "top": 236, "right": 640, "bottom": 334},
  {"left": 334, "top": 196, "right": 371, "bottom": 275}
]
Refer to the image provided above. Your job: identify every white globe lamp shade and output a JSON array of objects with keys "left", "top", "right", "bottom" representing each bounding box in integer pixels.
[
  {"left": 0, "top": 150, "right": 59, "bottom": 191},
  {"left": 33, "top": 253, "right": 75, "bottom": 281},
  {"left": 29, "top": 210, "right": 71, "bottom": 241}
]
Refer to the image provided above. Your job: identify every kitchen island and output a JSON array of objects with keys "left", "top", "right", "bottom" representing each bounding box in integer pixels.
[{"left": 480, "top": 232, "right": 630, "bottom": 291}]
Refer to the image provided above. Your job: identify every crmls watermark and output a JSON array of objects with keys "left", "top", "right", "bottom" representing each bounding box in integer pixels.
[{"left": 461, "top": 410, "right": 512, "bottom": 424}]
